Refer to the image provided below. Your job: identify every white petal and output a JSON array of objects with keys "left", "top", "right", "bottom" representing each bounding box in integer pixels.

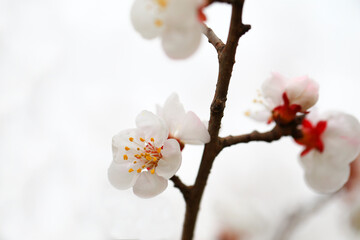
[
  {"left": 133, "top": 172, "right": 168, "bottom": 198},
  {"left": 161, "top": 23, "right": 202, "bottom": 59},
  {"left": 304, "top": 162, "right": 350, "bottom": 193},
  {"left": 112, "top": 128, "right": 139, "bottom": 163},
  {"left": 285, "top": 76, "right": 319, "bottom": 110},
  {"left": 328, "top": 113, "right": 360, "bottom": 162},
  {"left": 108, "top": 162, "right": 139, "bottom": 190},
  {"left": 130, "top": 0, "right": 163, "bottom": 39},
  {"left": 261, "top": 73, "right": 287, "bottom": 109},
  {"left": 308, "top": 112, "right": 360, "bottom": 166},
  {"left": 175, "top": 111, "right": 210, "bottom": 144},
  {"left": 157, "top": 93, "right": 186, "bottom": 135},
  {"left": 161, "top": 0, "right": 201, "bottom": 58},
  {"left": 136, "top": 110, "right": 169, "bottom": 145},
  {"left": 246, "top": 109, "right": 272, "bottom": 122},
  {"left": 156, "top": 139, "right": 182, "bottom": 179}
]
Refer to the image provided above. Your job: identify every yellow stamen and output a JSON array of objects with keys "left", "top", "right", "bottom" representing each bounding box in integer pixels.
[
  {"left": 125, "top": 146, "right": 130, "bottom": 151},
  {"left": 140, "top": 138, "right": 145, "bottom": 142},
  {"left": 156, "top": 0, "right": 167, "bottom": 7},
  {"left": 150, "top": 137, "right": 155, "bottom": 142},
  {"left": 146, "top": 156, "right": 152, "bottom": 161},
  {"left": 128, "top": 168, "right": 134, "bottom": 173},
  {"left": 153, "top": 157, "right": 157, "bottom": 161},
  {"left": 244, "top": 111, "right": 250, "bottom": 116},
  {"left": 157, "top": 148, "right": 161, "bottom": 153},
  {"left": 142, "top": 165, "right": 146, "bottom": 168},
  {"left": 150, "top": 169, "right": 155, "bottom": 174},
  {"left": 137, "top": 148, "right": 140, "bottom": 151},
  {"left": 123, "top": 155, "right": 128, "bottom": 160},
  {"left": 137, "top": 168, "right": 141, "bottom": 173},
  {"left": 129, "top": 137, "right": 134, "bottom": 142},
  {"left": 134, "top": 161, "right": 137, "bottom": 164},
  {"left": 154, "top": 19, "right": 163, "bottom": 27}
]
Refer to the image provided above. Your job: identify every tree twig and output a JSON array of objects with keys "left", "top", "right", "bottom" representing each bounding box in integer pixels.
[
  {"left": 220, "top": 116, "right": 304, "bottom": 148},
  {"left": 170, "top": 175, "right": 192, "bottom": 201},
  {"left": 179, "top": 1, "right": 250, "bottom": 239},
  {"left": 201, "top": 23, "right": 225, "bottom": 55}
]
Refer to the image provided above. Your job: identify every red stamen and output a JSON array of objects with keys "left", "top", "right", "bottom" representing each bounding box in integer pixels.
[
  {"left": 272, "top": 92, "right": 302, "bottom": 124},
  {"left": 295, "top": 119, "right": 327, "bottom": 156}
]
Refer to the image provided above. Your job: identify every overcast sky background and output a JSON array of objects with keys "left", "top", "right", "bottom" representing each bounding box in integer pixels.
[{"left": 1, "top": 0, "right": 360, "bottom": 239}]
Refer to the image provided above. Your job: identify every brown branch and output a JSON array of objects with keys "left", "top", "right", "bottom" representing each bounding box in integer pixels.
[
  {"left": 220, "top": 116, "right": 304, "bottom": 148},
  {"left": 179, "top": 1, "right": 250, "bottom": 239},
  {"left": 170, "top": 175, "right": 192, "bottom": 201},
  {"left": 201, "top": 23, "right": 225, "bottom": 55}
]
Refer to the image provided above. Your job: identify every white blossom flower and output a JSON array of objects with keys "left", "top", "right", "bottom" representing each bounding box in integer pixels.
[
  {"left": 130, "top": 0, "right": 205, "bottom": 59},
  {"left": 295, "top": 111, "right": 360, "bottom": 193},
  {"left": 248, "top": 73, "right": 319, "bottom": 124},
  {"left": 156, "top": 93, "right": 210, "bottom": 149},
  {"left": 108, "top": 110, "right": 182, "bottom": 198}
]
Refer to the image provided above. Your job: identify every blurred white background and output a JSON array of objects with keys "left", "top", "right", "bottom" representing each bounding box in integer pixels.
[{"left": 1, "top": 0, "right": 360, "bottom": 239}]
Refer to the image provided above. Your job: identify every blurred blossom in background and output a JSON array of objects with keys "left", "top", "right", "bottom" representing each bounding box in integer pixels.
[{"left": 1, "top": 0, "right": 360, "bottom": 239}]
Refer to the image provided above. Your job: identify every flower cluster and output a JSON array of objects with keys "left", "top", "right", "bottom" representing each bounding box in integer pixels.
[
  {"left": 130, "top": 0, "right": 206, "bottom": 59},
  {"left": 296, "top": 111, "right": 360, "bottom": 193},
  {"left": 249, "top": 73, "right": 360, "bottom": 193},
  {"left": 108, "top": 94, "right": 210, "bottom": 198},
  {"left": 248, "top": 73, "right": 319, "bottom": 124}
]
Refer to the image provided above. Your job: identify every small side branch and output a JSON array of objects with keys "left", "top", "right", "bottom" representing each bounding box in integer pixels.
[
  {"left": 220, "top": 117, "right": 304, "bottom": 148},
  {"left": 220, "top": 125, "right": 288, "bottom": 148},
  {"left": 201, "top": 24, "right": 225, "bottom": 55},
  {"left": 170, "top": 175, "right": 192, "bottom": 201}
]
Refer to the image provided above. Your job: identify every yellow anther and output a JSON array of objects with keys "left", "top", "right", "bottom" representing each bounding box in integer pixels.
[
  {"left": 140, "top": 138, "right": 145, "bottom": 142},
  {"left": 137, "top": 168, "right": 141, "bottom": 173},
  {"left": 154, "top": 19, "right": 163, "bottom": 27},
  {"left": 150, "top": 169, "right": 155, "bottom": 174},
  {"left": 129, "top": 137, "right": 134, "bottom": 142},
  {"left": 150, "top": 137, "right": 155, "bottom": 142},
  {"left": 156, "top": 0, "right": 167, "bottom": 7},
  {"left": 142, "top": 165, "right": 146, "bottom": 168},
  {"left": 157, "top": 148, "right": 161, "bottom": 153},
  {"left": 244, "top": 111, "right": 250, "bottom": 116},
  {"left": 137, "top": 148, "right": 140, "bottom": 151},
  {"left": 134, "top": 161, "right": 137, "bottom": 164},
  {"left": 125, "top": 146, "right": 130, "bottom": 151},
  {"left": 141, "top": 153, "right": 144, "bottom": 156},
  {"left": 144, "top": 147, "right": 146, "bottom": 150},
  {"left": 146, "top": 156, "right": 152, "bottom": 161},
  {"left": 123, "top": 155, "right": 128, "bottom": 160},
  {"left": 153, "top": 157, "right": 157, "bottom": 161},
  {"left": 128, "top": 168, "right": 134, "bottom": 173}
]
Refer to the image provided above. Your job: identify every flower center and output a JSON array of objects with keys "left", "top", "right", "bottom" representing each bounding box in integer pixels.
[
  {"left": 272, "top": 92, "right": 302, "bottom": 125},
  {"left": 295, "top": 119, "right": 327, "bottom": 156},
  {"left": 123, "top": 137, "right": 162, "bottom": 174}
]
